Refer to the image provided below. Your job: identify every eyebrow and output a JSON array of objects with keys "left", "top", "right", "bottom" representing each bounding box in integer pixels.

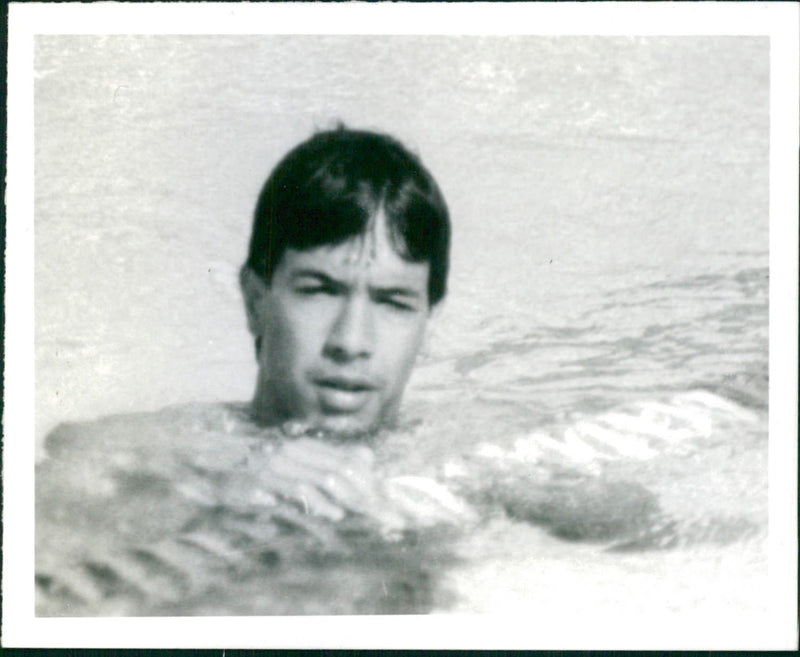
[
  {"left": 289, "top": 269, "right": 422, "bottom": 298},
  {"left": 290, "top": 269, "right": 342, "bottom": 287}
]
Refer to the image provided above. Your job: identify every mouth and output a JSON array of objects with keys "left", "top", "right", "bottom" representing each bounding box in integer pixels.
[
  {"left": 314, "top": 376, "right": 378, "bottom": 392},
  {"left": 313, "top": 376, "right": 378, "bottom": 413}
]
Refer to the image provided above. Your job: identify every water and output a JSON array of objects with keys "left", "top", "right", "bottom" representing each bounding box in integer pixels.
[{"left": 34, "top": 36, "right": 768, "bottom": 618}]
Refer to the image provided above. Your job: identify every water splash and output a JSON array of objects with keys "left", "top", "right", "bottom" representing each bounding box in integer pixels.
[{"left": 36, "top": 385, "right": 766, "bottom": 616}]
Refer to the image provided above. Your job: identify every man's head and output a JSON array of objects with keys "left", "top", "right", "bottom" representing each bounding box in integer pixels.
[{"left": 241, "top": 127, "right": 450, "bottom": 436}]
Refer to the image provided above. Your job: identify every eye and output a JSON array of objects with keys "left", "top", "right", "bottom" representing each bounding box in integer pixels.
[
  {"left": 294, "top": 284, "right": 336, "bottom": 296},
  {"left": 377, "top": 295, "right": 417, "bottom": 312}
]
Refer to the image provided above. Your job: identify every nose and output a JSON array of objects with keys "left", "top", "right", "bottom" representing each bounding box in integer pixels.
[{"left": 323, "top": 295, "right": 375, "bottom": 363}]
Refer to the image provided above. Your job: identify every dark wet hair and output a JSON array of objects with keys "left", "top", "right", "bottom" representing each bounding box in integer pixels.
[{"left": 243, "top": 126, "right": 450, "bottom": 306}]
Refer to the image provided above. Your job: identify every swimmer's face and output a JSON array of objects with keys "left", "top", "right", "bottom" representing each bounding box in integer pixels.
[{"left": 243, "top": 211, "right": 433, "bottom": 436}]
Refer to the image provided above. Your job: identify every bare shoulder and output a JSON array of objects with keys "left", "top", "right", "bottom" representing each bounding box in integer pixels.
[
  {"left": 36, "top": 402, "right": 260, "bottom": 523},
  {"left": 41, "top": 402, "right": 254, "bottom": 460}
]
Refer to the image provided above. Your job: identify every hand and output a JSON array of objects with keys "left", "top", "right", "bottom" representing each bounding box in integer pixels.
[{"left": 250, "top": 437, "right": 408, "bottom": 529}]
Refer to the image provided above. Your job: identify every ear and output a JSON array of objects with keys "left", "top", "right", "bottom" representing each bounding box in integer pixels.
[{"left": 240, "top": 265, "right": 269, "bottom": 336}]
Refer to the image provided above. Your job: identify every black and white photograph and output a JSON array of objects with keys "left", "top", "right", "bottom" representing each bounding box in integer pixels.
[{"left": 4, "top": 2, "right": 798, "bottom": 650}]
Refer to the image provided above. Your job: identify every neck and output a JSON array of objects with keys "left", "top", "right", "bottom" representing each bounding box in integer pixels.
[{"left": 249, "top": 377, "right": 283, "bottom": 426}]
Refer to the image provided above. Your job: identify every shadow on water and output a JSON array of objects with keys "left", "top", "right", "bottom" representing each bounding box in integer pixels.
[
  {"left": 35, "top": 407, "right": 469, "bottom": 616},
  {"left": 459, "top": 440, "right": 764, "bottom": 557},
  {"left": 37, "top": 495, "right": 466, "bottom": 616}
]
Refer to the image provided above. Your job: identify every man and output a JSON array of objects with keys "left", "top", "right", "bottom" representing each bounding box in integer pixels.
[
  {"left": 239, "top": 126, "right": 450, "bottom": 437},
  {"left": 35, "top": 127, "right": 461, "bottom": 615}
]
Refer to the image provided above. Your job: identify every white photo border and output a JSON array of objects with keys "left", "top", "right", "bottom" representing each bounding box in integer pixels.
[{"left": 4, "top": 1, "right": 798, "bottom": 649}]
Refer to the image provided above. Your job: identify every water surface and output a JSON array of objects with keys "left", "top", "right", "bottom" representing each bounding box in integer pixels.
[{"left": 34, "top": 36, "right": 768, "bottom": 618}]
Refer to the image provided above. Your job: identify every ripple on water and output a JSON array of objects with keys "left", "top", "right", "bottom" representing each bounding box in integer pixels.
[{"left": 36, "top": 386, "right": 767, "bottom": 616}]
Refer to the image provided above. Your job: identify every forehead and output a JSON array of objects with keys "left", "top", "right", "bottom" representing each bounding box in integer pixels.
[
  {"left": 281, "top": 237, "right": 429, "bottom": 287},
  {"left": 278, "top": 214, "right": 430, "bottom": 287}
]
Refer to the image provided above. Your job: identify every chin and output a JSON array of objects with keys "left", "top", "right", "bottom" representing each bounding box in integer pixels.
[{"left": 316, "top": 415, "right": 379, "bottom": 438}]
